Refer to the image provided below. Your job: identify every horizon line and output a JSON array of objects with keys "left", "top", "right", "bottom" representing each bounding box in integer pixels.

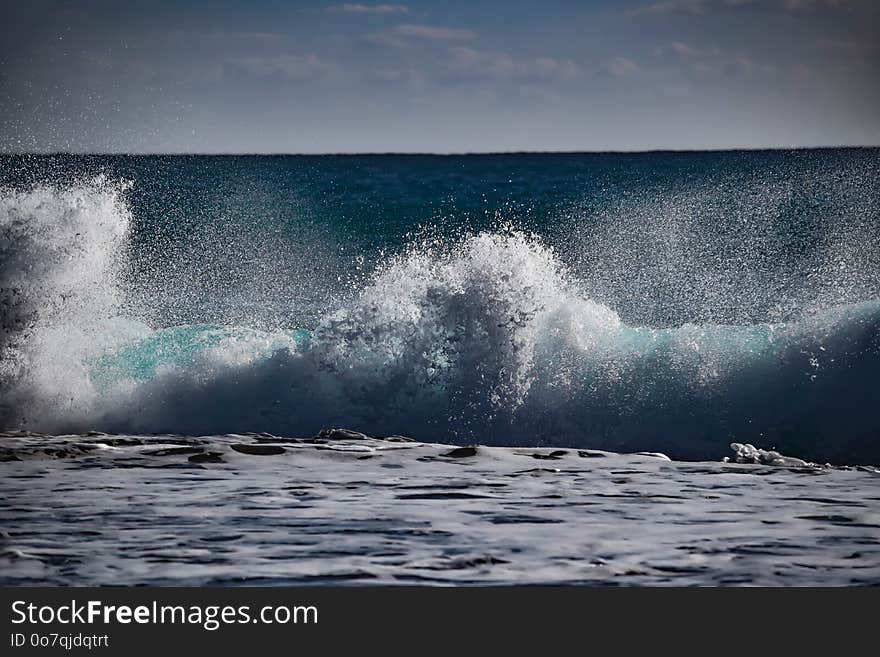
[{"left": 2, "top": 145, "right": 879, "bottom": 157}]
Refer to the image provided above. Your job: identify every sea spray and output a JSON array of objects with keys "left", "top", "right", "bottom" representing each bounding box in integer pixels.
[{"left": 0, "top": 176, "right": 133, "bottom": 428}]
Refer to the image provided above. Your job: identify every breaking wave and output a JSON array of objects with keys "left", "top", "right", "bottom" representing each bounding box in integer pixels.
[{"left": 2, "top": 179, "right": 879, "bottom": 463}]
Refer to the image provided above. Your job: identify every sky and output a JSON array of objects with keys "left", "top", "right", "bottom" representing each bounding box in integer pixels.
[{"left": 1, "top": 0, "right": 879, "bottom": 153}]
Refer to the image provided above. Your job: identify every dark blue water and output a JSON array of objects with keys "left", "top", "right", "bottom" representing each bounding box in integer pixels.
[{"left": 1, "top": 150, "right": 879, "bottom": 462}]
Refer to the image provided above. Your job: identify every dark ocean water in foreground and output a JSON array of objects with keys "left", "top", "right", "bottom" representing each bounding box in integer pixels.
[{"left": 1, "top": 150, "right": 879, "bottom": 462}]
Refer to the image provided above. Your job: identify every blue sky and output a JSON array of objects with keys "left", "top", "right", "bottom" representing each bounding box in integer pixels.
[{"left": 2, "top": 0, "right": 879, "bottom": 152}]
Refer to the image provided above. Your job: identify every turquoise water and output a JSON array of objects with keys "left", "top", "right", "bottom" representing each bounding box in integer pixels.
[{"left": 88, "top": 325, "right": 311, "bottom": 390}]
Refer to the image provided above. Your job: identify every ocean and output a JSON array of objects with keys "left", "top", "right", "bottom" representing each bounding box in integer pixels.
[
  {"left": 3, "top": 150, "right": 879, "bottom": 462},
  {"left": 1, "top": 150, "right": 879, "bottom": 585}
]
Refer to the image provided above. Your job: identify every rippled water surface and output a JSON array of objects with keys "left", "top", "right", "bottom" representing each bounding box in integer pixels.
[{"left": 2, "top": 431, "right": 878, "bottom": 586}]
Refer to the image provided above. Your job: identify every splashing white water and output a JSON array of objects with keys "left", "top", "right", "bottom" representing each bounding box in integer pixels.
[
  {"left": 1, "top": 181, "right": 878, "bottom": 463},
  {"left": 0, "top": 177, "right": 133, "bottom": 426},
  {"left": 310, "top": 229, "right": 621, "bottom": 414}
]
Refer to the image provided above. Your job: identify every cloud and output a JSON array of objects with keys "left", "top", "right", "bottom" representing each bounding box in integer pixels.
[
  {"left": 327, "top": 4, "right": 409, "bottom": 14},
  {"left": 731, "top": 54, "right": 777, "bottom": 75},
  {"left": 654, "top": 41, "right": 779, "bottom": 76},
  {"left": 817, "top": 37, "right": 875, "bottom": 51},
  {"left": 654, "top": 41, "right": 721, "bottom": 58},
  {"left": 207, "top": 31, "right": 282, "bottom": 41},
  {"left": 669, "top": 41, "right": 701, "bottom": 57},
  {"left": 607, "top": 56, "right": 640, "bottom": 76},
  {"left": 627, "top": 0, "right": 710, "bottom": 16},
  {"left": 447, "top": 47, "right": 583, "bottom": 81},
  {"left": 394, "top": 24, "right": 477, "bottom": 40},
  {"left": 780, "top": 0, "right": 852, "bottom": 9},
  {"left": 627, "top": 0, "right": 863, "bottom": 16},
  {"left": 373, "top": 68, "right": 403, "bottom": 81},
  {"left": 367, "top": 23, "right": 477, "bottom": 48},
  {"left": 160, "top": 30, "right": 283, "bottom": 43},
  {"left": 371, "top": 67, "right": 426, "bottom": 90},
  {"left": 226, "top": 54, "right": 336, "bottom": 79}
]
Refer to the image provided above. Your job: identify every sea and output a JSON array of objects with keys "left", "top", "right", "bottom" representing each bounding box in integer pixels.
[{"left": 1, "top": 150, "right": 879, "bottom": 585}]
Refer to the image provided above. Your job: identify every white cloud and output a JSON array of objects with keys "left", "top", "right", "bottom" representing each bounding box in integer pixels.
[
  {"left": 627, "top": 0, "right": 709, "bottom": 16},
  {"left": 394, "top": 24, "right": 477, "bottom": 40},
  {"left": 367, "top": 23, "right": 477, "bottom": 48},
  {"left": 654, "top": 41, "right": 721, "bottom": 58},
  {"left": 731, "top": 54, "right": 778, "bottom": 75},
  {"left": 448, "top": 47, "right": 583, "bottom": 81},
  {"left": 371, "top": 67, "right": 426, "bottom": 90},
  {"left": 374, "top": 68, "right": 403, "bottom": 80},
  {"left": 226, "top": 54, "right": 336, "bottom": 79},
  {"left": 327, "top": 4, "right": 409, "bottom": 14},
  {"left": 209, "top": 31, "right": 282, "bottom": 41},
  {"left": 670, "top": 41, "right": 701, "bottom": 57},
  {"left": 160, "top": 30, "right": 283, "bottom": 43},
  {"left": 654, "top": 41, "right": 780, "bottom": 76},
  {"left": 817, "top": 37, "right": 874, "bottom": 51},
  {"left": 607, "top": 57, "right": 640, "bottom": 76},
  {"left": 627, "top": 0, "right": 862, "bottom": 16},
  {"left": 781, "top": 0, "right": 850, "bottom": 9}
]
